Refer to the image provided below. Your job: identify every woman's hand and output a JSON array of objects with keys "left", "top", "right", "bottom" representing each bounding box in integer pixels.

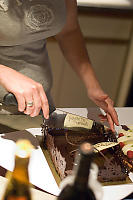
[
  {"left": 0, "top": 65, "right": 49, "bottom": 118},
  {"left": 88, "top": 88, "right": 119, "bottom": 132}
]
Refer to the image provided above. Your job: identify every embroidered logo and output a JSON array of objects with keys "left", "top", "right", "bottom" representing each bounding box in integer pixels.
[
  {"left": 0, "top": 0, "right": 9, "bottom": 11},
  {"left": 16, "top": 0, "right": 33, "bottom": 6},
  {"left": 24, "top": 4, "right": 54, "bottom": 31}
]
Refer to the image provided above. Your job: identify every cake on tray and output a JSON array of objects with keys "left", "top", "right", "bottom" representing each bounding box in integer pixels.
[{"left": 41, "top": 113, "right": 133, "bottom": 184}]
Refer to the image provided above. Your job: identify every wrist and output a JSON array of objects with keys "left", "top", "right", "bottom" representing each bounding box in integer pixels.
[
  {"left": 0, "top": 65, "right": 7, "bottom": 81},
  {"left": 0, "top": 65, "right": 15, "bottom": 85},
  {"left": 80, "top": 64, "right": 102, "bottom": 93}
]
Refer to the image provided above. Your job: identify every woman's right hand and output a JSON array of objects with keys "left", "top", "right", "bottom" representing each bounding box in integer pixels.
[{"left": 0, "top": 65, "right": 49, "bottom": 118}]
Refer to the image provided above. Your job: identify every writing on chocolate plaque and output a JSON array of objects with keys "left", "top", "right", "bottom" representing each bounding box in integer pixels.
[
  {"left": 64, "top": 113, "right": 93, "bottom": 129},
  {"left": 94, "top": 142, "right": 118, "bottom": 152}
]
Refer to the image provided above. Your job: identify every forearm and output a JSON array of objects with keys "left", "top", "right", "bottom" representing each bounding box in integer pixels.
[
  {"left": 55, "top": 0, "right": 119, "bottom": 130},
  {"left": 55, "top": 26, "right": 101, "bottom": 93}
]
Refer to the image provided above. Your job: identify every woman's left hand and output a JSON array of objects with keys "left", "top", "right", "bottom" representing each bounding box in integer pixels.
[{"left": 88, "top": 89, "right": 119, "bottom": 132}]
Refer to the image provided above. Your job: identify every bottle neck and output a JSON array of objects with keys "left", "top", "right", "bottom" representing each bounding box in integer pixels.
[
  {"left": 12, "top": 156, "right": 30, "bottom": 185},
  {"left": 73, "top": 151, "right": 93, "bottom": 190}
]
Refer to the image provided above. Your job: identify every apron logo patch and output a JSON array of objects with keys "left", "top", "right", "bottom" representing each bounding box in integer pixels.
[
  {"left": 0, "top": 0, "right": 9, "bottom": 12},
  {"left": 24, "top": 4, "right": 54, "bottom": 31}
]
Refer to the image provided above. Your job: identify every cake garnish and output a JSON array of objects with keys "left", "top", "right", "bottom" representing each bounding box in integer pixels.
[
  {"left": 121, "top": 125, "right": 130, "bottom": 131},
  {"left": 65, "top": 132, "right": 79, "bottom": 147},
  {"left": 93, "top": 142, "right": 118, "bottom": 152}
]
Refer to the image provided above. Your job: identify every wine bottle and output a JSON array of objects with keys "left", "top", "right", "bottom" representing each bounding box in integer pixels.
[
  {"left": 58, "top": 142, "right": 97, "bottom": 200},
  {"left": 2, "top": 139, "right": 34, "bottom": 200}
]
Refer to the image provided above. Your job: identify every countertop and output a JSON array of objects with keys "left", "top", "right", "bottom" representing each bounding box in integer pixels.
[{"left": 77, "top": 0, "right": 133, "bottom": 10}]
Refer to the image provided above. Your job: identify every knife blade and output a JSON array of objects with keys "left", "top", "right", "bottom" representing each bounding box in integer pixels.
[
  {"left": 3, "top": 93, "right": 120, "bottom": 152},
  {"left": 3, "top": 93, "right": 112, "bottom": 132}
]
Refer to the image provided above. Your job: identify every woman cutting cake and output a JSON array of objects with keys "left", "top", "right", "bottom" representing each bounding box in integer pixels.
[{"left": 0, "top": 0, "right": 119, "bottom": 131}]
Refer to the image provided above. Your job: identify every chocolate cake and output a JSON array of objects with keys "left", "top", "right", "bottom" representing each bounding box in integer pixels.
[{"left": 42, "top": 113, "right": 132, "bottom": 183}]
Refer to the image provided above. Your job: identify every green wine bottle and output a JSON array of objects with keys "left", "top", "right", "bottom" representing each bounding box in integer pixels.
[
  {"left": 2, "top": 139, "right": 34, "bottom": 200},
  {"left": 58, "top": 142, "right": 97, "bottom": 200}
]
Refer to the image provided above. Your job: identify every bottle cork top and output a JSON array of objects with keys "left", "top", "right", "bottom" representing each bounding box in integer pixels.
[
  {"left": 80, "top": 142, "right": 94, "bottom": 154},
  {"left": 15, "top": 139, "right": 34, "bottom": 158}
]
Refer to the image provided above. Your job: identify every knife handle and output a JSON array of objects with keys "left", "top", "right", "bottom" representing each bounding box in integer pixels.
[
  {"left": 3, "top": 93, "right": 18, "bottom": 106},
  {"left": 3, "top": 93, "right": 56, "bottom": 116}
]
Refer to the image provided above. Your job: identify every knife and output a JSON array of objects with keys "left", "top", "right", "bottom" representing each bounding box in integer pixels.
[
  {"left": 3, "top": 93, "right": 120, "bottom": 151},
  {"left": 3, "top": 93, "right": 100, "bottom": 125},
  {"left": 3, "top": 92, "right": 112, "bottom": 131},
  {"left": 3, "top": 93, "right": 129, "bottom": 135}
]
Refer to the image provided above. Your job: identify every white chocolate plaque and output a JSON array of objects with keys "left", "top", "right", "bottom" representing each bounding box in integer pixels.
[
  {"left": 94, "top": 142, "right": 118, "bottom": 152},
  {"left": 64, "top": 113, "right": 93, "bottom": 129}
]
